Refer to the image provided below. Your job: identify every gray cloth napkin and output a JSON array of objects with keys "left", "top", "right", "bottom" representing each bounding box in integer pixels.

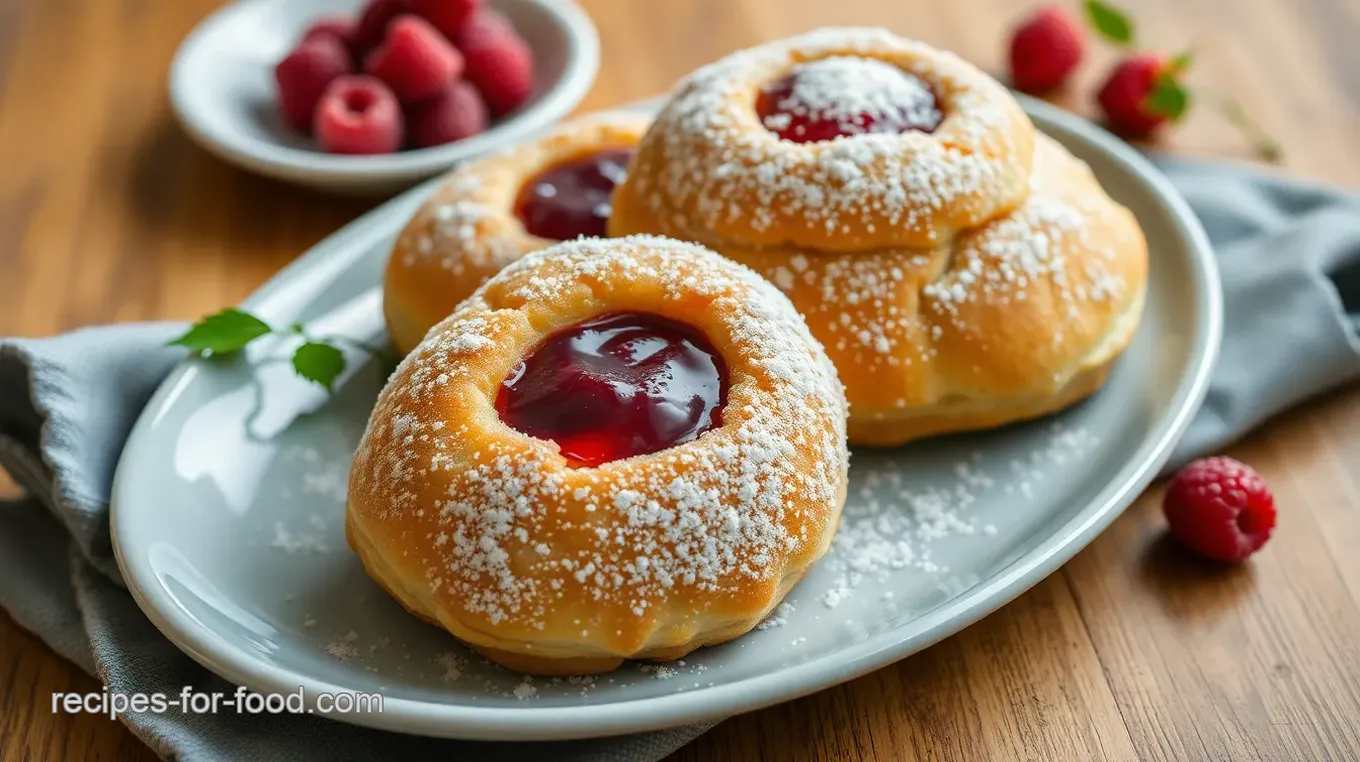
[{"left": 1, "top": 159, "right": 1357, "bottom": 761}]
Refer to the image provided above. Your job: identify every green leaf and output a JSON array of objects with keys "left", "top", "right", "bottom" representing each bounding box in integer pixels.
[
  {"left": 1167, "top": 50, "right": 1194, "bottom": 75},
  {"left": 1145, "top": 73, "right": 1191, "bottom": 121},
  {"left": 292, "top": 342, "right": 346, "bottom": 391},
  {"left": 169, "top": 308, "right": 273, "bottom": 355},
  {"left": 1084, "top": 0, "right": 1135, "bottom": 45}
]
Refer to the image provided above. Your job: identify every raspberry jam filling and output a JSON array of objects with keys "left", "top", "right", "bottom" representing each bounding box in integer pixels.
[
  {"left": 496, "top": 312, "right": 728, "bottom": 467},
  {"left": 513, "top": 148, "right": 635, "bottom": 241},
  {"left": 755, "top": 56, "right": 943, "bottom": 143}
]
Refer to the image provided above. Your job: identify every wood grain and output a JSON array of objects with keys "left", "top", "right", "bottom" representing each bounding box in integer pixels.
[{"left": 2, "top": 0, "right": 1360, "bottom": 760}]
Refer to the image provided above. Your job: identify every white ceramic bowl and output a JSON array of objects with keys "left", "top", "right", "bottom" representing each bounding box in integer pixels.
[{"left": 170, "top": 0, "right": 600, "bottom": 194}]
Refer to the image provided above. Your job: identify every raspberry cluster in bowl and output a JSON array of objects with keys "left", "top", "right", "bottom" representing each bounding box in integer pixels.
[{"left": 274, "top": 0, "right": 535, "bottom": 155}]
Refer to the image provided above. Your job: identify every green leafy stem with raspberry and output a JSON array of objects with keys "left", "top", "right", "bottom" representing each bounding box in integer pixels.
[{"left": 1011, "top": 1, "right": 1282, "bottom": 161}]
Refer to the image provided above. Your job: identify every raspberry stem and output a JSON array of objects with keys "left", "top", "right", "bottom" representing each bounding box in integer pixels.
[{"left": 1197, "top": 88, "right": 1283, "bottom": 162}]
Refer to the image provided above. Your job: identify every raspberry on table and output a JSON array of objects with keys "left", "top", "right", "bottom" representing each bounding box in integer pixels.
[
  {"left": 410, "top": 0, "right": 483, "bottom": 41},
  {"left": 364, "top": 15, "right": 464, "bottom": 104},
  {"left": 462, "top": 30, "right": 535, "bottom": 117},
  {"left": 1163, "top": 456, "right": 1277, "bottom": 562},
  {"left": 274, "top": 37, "right": 353, "bottom": 134},
  {"left": 1008, "top": 5, "right": 1085, "bottom": 94},
  {"left": 406, "top": 79, "right": 488, "bottom": 148},
  {"left": 314, "top": 75, "right": 404, "bottom": 155},
  {"left": 1097, "top": 54, "right": 1172, "bottom": 138}
]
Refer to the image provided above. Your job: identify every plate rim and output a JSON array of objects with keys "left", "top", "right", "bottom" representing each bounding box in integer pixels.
[{"left": 111, "top": 97, "right": 1223, "bottom": 741}]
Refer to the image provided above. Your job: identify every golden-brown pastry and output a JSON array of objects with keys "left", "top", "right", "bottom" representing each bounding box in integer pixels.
[
  {"left": 610, "top": 28, "right": 1148, "bottom": 445},
  {"left": 384, "top": 113, "right": 650, "bottom": 355},
  {"left": 348, "top": 235, "right": 849, "bottom": 675}
]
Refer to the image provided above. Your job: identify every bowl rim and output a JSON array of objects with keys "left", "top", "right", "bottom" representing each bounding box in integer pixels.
[
  {"left": 112, "top": 97, "right": 1223, "bottom": 741},
  {"left": 168, "top": 0, "right": 601, "bottom": 185}
]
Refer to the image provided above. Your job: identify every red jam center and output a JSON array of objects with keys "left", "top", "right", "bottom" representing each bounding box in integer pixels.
[
  {"left": 513, "top": 148, "right": 634, "bottom": 241},
  {"left": 755, "top": 57, "right": 943, "bottom": 143},
  {"left": 496, "top": 312, "right": 728, "bottom": 467}
]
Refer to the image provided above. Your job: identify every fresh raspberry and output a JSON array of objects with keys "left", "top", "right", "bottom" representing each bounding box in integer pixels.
[
  {"left": 462, "top": 32, "right": 534, "bottom": 117},
  {"left": 1097, "top": 54, "right": 1171, "bottom": 138},
  {"left": 349, "top": 0, "right": 411, "bottom": 57},
  {"left": 363, "top": 15, "right": 464, "bottom": 104},
  {"left": 406, "top": 79, "right": 488, "bottom": 148},
  {"left": 314, "top": 75, "right": 404, "bottom": 154},
  {"left": 409, "top": 0, "right": 483, "bottom": 41},
  {"left": 1163, "top": 456, "right": 1277, "bottom": 562},
  {"left": 300, "top": 16, "right": 356, "bottom": 49},
  {"left": 1008, "top": 5, "right": 1085, "bottom": 94},
  {"left": 274, "top": 37, "right": 353, "bottom": 134},
  {"left": 452, "top": 7, "right": 515, "bottom": 49}
]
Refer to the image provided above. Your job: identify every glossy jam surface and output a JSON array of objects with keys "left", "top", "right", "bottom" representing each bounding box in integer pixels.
[
  {"left": 513, "top": 148, "right": 634, "bottom": 241},
  {"left": 496, "top": 312, "right": 728, "bottom": 467},
  {"left": 755, "top": 56, "right": 943, "bottom": 143}
]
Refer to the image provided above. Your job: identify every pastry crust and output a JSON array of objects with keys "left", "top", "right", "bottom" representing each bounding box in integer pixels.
[
  {"left": 611, "top": 29, "right": 1147, "bottom": 445},
  {"left": 348, "top": 236, "right": 849, "bottom": 675},
  {"left": 384, "top": 113, "right": 651, "bottom": 355},
  {"left": 611, "top": 28, "right": 1035, "bottom": 252}
]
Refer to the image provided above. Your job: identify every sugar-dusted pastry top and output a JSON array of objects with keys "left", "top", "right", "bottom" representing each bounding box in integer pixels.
[
  {"left": 611, "top": 28, "right": 1148, "bottom": 445},
  {"left": 614, "top": 27, "right": 1036, "bottom": 252},
  {"left": 383, "top": 112, "right": 651, "bottom": 355},
  {"left": 349, "top": 235, "right": 849, "bottom": 672}
]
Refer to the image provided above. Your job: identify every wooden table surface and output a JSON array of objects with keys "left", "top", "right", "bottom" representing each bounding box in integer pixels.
[{"left": 3, "top": 0, "right": 1360, "bottom": 759}]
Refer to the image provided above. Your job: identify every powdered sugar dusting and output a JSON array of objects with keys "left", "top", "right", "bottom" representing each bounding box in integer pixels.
[
  {"left": 721, "top": 135, "right": 1140, "bottom": 412},
  {"left": 402, "top": 196, "right": 531, "bottom": 283},
  {"left": 326, "top": 630, "right": 360, "bottom": 661},
  {"left": 756, "top": 601, "right": 796, "bottom": 630},
  {"left": 818, "top": 422, "right": 1098, "bottom": 608},
  {"left": 396, "top": 113, "right": 651, "bottom": 279},
  {"left": 270, "top": 519, "right": 329, "bottom": 554},
  {"left": 350, "top": 236, "right": 848, "bottom": 655},
  {"left": 435, "top": 652, "right": 466, "bottom": 682},
  {"left": 625, "top": 27, "right": 1033, "bottom": 248},
  {"left": 512, "top": 677, "right": 537, "bottom": 699},
  {"left": 637, "top": 663, "right": 680, "bottom": 680},
  {"left": 763, "top": 56, "right": 941, "bottom": 136}
]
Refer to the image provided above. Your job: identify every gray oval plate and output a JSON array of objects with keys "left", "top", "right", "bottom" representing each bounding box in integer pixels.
[{"left": 111, "top": 98, "right": 1221, "bottom": 741}]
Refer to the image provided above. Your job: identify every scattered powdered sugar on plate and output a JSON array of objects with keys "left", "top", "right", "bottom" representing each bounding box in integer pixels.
[
  {"left": 301, "top": 463, "right": 349, "bottom": 504},
  {"left": 819, "top": 422, "right": 1098, "bottom": 609},
  {"left": 637, "top": 663, "right": 680, "bottom": 680},
  {"left": 548, "top": 674, "right": 600, "bottom": 696},
  {"left": 271, "top": 520, "right": 328, "bottom": 554},
  {"left": 512, "top": 677, "right": 537, "bottom": 699},
  {"left": 435, "top": 652, "right": 466, "bottom": 682},
  {"left": 326, "top": 630, "right": 360, "bottom": 661},
  {"left": 756, "top": 601, "right": 796, "bottom": 630},
  {"left": 270, "top": 446, "right": 356, "bottom": 555},
  {"left": 1005, "top": 422, "right": 1102, "bottom": 498},
  {"left": 283, "top": 445, "right": 353, "bottom": 506}
]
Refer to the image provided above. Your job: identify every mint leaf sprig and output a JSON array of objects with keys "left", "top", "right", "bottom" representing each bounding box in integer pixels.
[{"left": 169, "top": 308, "right": 396, "bottom": 392}]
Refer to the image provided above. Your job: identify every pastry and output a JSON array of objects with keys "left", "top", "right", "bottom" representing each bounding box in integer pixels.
[
  {"left": 610, "top": 28, "right": 1148, "bottom": 445},
  {"left": 348, "top": 235, "right": 849, "bottom": 675},
  {"left": 383, "top": 113, "right": 650, "bottom": 355}
]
